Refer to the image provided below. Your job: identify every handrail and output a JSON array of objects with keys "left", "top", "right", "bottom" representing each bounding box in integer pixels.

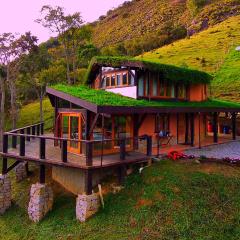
[
  {"left": 4, "top": 132, "right": 149, "bottom": 144},
  {"left": 7, "top": 122, "right": 44, "bottom": 133}
]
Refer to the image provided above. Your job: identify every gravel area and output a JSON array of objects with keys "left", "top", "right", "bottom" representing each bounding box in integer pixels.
[{"left": 185, "top": 141, "right": 240, "bottom": 159}]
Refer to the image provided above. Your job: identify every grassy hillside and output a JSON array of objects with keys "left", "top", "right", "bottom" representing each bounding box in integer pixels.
[
  {"left": 91, "top": 0, "right": 240, "bottom": 50},
  {"left": 1, "top": 160, "right": 240, "bottom": 239},
  {"left": 212, "top": 49, "right": 240, "bottom": 101},
  {"left": 141, "top": 15, "right": 240, "bottom": 72},
  {"left": 5, "top": 99, "right": 53, "bottom": 131},
  {"left": 140, "top": 16, "right": 240, "bottom": 101}
]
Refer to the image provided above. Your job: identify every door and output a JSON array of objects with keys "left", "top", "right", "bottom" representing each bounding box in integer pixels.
[{"left": 61, "top": 113, "right": 82, "bottom": 154}]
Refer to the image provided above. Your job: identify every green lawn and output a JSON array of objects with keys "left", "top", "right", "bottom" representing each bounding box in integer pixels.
[
  {"left": 1, "top": 160, "right": 240, "bottom": 239},
  {"left": 5, "top": 99, "right": 54, "bottom": 132}
]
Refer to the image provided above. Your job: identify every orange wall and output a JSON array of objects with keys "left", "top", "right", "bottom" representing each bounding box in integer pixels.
[
  {"left": 189, "top": 84, "right": 207, "bottom": 102},
  {"left": 138, "top": 113, "right": 207, "bottom": 146}
]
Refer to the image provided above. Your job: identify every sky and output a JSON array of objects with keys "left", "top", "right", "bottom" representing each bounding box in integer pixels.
[{"left": 0, "top": 0, "right": 126, "bottom": 43}]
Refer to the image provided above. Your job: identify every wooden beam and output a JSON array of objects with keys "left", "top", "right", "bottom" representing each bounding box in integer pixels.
[
  {"left": 88, "top": 113, "right": 100, "bottom": 139},
  {"left": 39, "top": 165, "right": 45, "bottom": 184},
  {"left": 232, "top": 112, "right": 237, "bottom": 140},
  {"left": 85, "top": 170, "right": 93, "bottom": 195},
  {"left": 213, "top": 112, "right": 218, "bottom": 143},
  {"left": 176, "top": 113, "right": 179, "bottom": 144},
  {"left": 185, "top": 113, "right": 189, "bottom": 144},
  {"left": 7, "top": 161, "right": 21, "bottom": 173},
  {"left": 190, "top": 113, "right": 195, "bottom": 147},
  {"left": 2, "top": 134, "right": 8, "bottom": 175},
  {"left": 198, "top": 112, "right": 201, "bottom": 149}
]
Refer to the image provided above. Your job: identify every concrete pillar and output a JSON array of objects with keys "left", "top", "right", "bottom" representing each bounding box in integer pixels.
[
  {"left": 76, "top": 193, "right": 100, "bottom": 222},
  {"left": 14, "top": 162, "right": 27, "bottom": 182},
  {"left": 28, "top": 183, "right": 53, "bottom": 222},
  {"left": 0, "top": 174, "right": 11, "bottom": 215}
]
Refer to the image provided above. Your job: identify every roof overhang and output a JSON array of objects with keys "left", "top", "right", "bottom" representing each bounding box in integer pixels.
[{"left": 47, "top": 87, "right": 240, "bottom": 114}]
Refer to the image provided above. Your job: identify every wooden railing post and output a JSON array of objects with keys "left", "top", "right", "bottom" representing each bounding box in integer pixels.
[
  {"left": 146, "top": 136, "right": 152, "bottom": 156},
  {"left": 86, "top": 141, "right": 93, "bottom": 166},
  {"left": 39, "top": 138, "right": 46, "bottom": 159},
  {"left": 39, "top": 165, "right": 46, "bottom": 184},
  {"left": 26, "top": 127, "right": 31, "bottom": 141},
  {"left": 232, "top": 112, "right": 236, "bottom": 140},
  {"left": 120, "top": 139, "right": 126, "bottom": 160},
  {"left": 12, "top": 132, "right": 17, "bottom": 149},
  {"left": 61, "top": 140, "right": 68, "bottom": 163},
  {"left": 40, "top": 122, "right": 44, "bottom": 135},
  {"left": 32, "top": 126, "right": 35, "bottom": 139},
  {"left": 36, "top": 124, "right": 40, "bottom": 136},
  {"left": 213, "top": 112, "right": 218, "bottom": 143},
  {"left": 2, "top": 134, "right": 8, "bottom": 174},
  {"left": 20, "top": 129, "right": 25, "bottom": 157}
]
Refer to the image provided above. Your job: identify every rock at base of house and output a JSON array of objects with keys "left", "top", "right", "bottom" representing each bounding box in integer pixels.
[
  {"left": 0, "top": 174, "right": 11, "bottom": 215},
  {"left": 28, "top": 183, "right": 53, "bottom": 223},
  {"left": 14, "top": 162, "right": 27, "bottom": 182},
  {"left": 76, "top": 193, "right": 100, "bottom": 222}
]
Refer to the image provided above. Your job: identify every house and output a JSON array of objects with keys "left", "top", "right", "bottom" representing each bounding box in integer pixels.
[{"left": 1, "top": 56, "right": 240, "bottom": 196}]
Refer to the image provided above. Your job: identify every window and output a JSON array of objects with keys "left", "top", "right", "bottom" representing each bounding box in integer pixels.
[
  {"left": 138, "top": 76, "right": 144, "bottom": 97},
  {"left": 129, "top": 71, "right": 135, "bottom": 85},
  {"left": 102, "top": 76, "right": 106, "bottom": 88},
  {"left": 117, "top": 74, "right": 121, "bottom": 86},
  {"left": 111, "top": 75, "right": 115, "bottom": 86},
  {"left": 178, "top": 84, "right": 186, "bottom": 99},
  {"left": 159, "top": 80, "right": 165, "bottom": 96},
  {"left": 122, "top": 73, "right": 128, "bottom": 85},
  {"left": 106, "top": 76, "right": 110, "bottom": 87},
  {"left": 155, "top": 114, "right": 169, "bottom": 133},
  {"left": 152, "top": 75, "right": 158, "bottom": 96}
]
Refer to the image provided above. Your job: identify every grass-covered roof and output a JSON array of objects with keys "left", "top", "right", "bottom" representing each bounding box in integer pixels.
[
  {"left": 51, "top": 84, "right": 240, "bottom": 109},
  {"left": 85, "top": 56, "right": 212, "bottom": 85}
]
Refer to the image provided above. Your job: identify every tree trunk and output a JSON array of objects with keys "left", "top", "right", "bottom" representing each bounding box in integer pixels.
[
  {"left": 63, "top": 44, "right": 71, "bottom": 85},
  {"left": 0, "top": 74, "right": 5, "bottom": 152},
  {"left": 8, "top": 65, "right": 17, "bottom": 130}
]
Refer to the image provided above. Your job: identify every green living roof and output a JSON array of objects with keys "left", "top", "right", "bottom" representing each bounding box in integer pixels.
[
  {"left": 51, "top": 84, "right": 240, "bottom": 109},
  {"left": 85, "top": 56, "right": 212, "bottom": 85}
]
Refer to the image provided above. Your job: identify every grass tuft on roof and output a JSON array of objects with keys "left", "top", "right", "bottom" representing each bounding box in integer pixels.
[
  {"left": 85, "top": 56, "right": 212, "bottom": 85},
  {"left": 51, "top": 84, "right": 240, "bottom": 109}
]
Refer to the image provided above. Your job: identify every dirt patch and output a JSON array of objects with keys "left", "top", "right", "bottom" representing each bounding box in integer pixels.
[{"left": 135, "top": 199, "right": 153, "bottom": 209}]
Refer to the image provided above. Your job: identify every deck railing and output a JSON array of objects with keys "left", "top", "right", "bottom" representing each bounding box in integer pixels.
[{"left": 2, "top": 123, "right": 153, "bottom": 168}]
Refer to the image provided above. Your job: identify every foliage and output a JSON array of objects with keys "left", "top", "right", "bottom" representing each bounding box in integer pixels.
[
  {"left": 187, "top": 0, "right": 208, "bottom": 16},
  {"left": 85, "top": 56, "right": 212, "bottom": 85},
  {"left": 78, "top": 44, "right": 100, "bottom": 67},
  {"left": 51, "top": 84, "right": 240, "bottom": 109},
  {"left": 1, "top": 160, "right": 240, "bottom": 239},
  {"left": 211, "top": 48, "right": 240, "bottom": 102}
]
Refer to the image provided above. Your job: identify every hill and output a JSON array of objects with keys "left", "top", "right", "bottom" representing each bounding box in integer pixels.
[
  {"left": 1, "top": 159, "right": 240, "bottom": 239},
  {"left": 91, "top": 0, "right": 240, "bottom": 54},
  {"left": 140, "top": 16, "right": 240, "bottom": 101}
]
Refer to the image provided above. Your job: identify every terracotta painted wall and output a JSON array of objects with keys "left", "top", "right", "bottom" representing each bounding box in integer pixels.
[{"left": 189, "top": 84, "right": 207, "bottom": 102}]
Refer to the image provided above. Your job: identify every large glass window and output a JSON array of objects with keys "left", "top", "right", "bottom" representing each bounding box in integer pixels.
[
  {"left": 111, "top": 75, "right": 115, "bottom": 86},
  {"left": 178, "top": 84, "right": 186, "bottom": 99},
  {"left": 152, "top": 75, "right": 158, "bottom": 96},
  {"left": 117, "top": 74, "right": 121, "bottom": 86},
  {"left": 129, "top": 71, "right": 135, "bottom": 85},
  {"left": 122, "top": 73, "right": 128, "bottom": 85},
  {"left": 159, "top": 80, "right": 165, "bottom": 96},
  {"left": 138, "top": 76, "right": 144, "bottom": 97},
  {"left": 155, "top": 114, "right": 169, "bottom": 134}
]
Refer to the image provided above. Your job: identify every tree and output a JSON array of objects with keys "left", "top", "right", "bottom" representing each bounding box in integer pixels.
[
  {"left": 78, "top": 43, "right": 100, "bottom": 67},
  {"left": 36, "top": 5, "right": 84, "bottom": 84}
]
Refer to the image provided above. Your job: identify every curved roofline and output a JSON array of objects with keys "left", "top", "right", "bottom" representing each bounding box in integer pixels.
[{"left": 85, "top": 56, "right": 212, "bottom": 85}]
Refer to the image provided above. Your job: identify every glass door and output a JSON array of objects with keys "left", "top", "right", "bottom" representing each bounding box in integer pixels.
[{"left": 61, "top": 113, "right": 82, "bottom": 154}]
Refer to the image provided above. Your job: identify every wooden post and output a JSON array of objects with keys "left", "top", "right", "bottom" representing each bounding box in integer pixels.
[
  {"left": 26, "top": 127, "right": 31, "bottom": 141},
  {"left": 32, "top": 126, "right": 35, "bottom": 139},
  {"left": 39, "top": 138, "right": 46, "bottom": 159},
  {"left": 185, "top": 113, "right": 189, "bottom": 144},
  {"left": 146, "top": 135, "right": 152, "bottom": 156},
  {"left": 86, "top": 142, "right": 93, "bottom": 166},
  {"left": 61, "top": 140, "right": 68, "bottom": 163},
  {"left": 20, "top": 129, "right": 25, "bottom": 156},
  {"left": 39, "top": 165, "right": 45, "bottom": 184},
  {"left": 2, "top": 134, "right": 8, "bottom": 175},
  {"left": 120, "top": 139, "right": 126, "bottom": 160},
  {"left": 36, "top": 124, "right": 40, "bottom": 136},
  {"left": 213, "top": 112, "right": 218, "bottom": 143},
  {"left": 133, "top": 114, "right": 139, "bottom": 150},
  {"left": 85, "top": 170, "right": 92, "bottom": 195},
  {"left": 40, "top": 122, "right": 44, "bottom": 135},
  {"left": 232, "top": 112, "right": 236, "bottom": 140},
  {"left": 190, "top": 113, "right": 195, "bottom": 147},
  {"left": 198, "top": 112, "right": 201, "bottom": 149},
  {"left": 176, "top": 113, "right": 179, "bottom": 144},
  {"left": 12, "top": 133, "right": 17, "bottom": 148}
]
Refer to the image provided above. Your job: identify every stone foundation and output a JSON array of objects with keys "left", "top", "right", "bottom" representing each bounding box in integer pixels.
[
  {"left": 0, "top": 174, "right": 11, "bottom": 215},
  {"left": 76, "top": 193, "right": 100, "bottom": 222},
  {"left": 28, "top": 183, "right": 53, "bottom": 222},
  {"left": 14, "top": 162, "right": 27, "bottom": 182}
]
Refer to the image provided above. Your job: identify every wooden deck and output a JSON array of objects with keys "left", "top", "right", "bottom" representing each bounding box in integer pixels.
[{"left": 5, "top": 135, "right": 149, "bottom": 170}]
